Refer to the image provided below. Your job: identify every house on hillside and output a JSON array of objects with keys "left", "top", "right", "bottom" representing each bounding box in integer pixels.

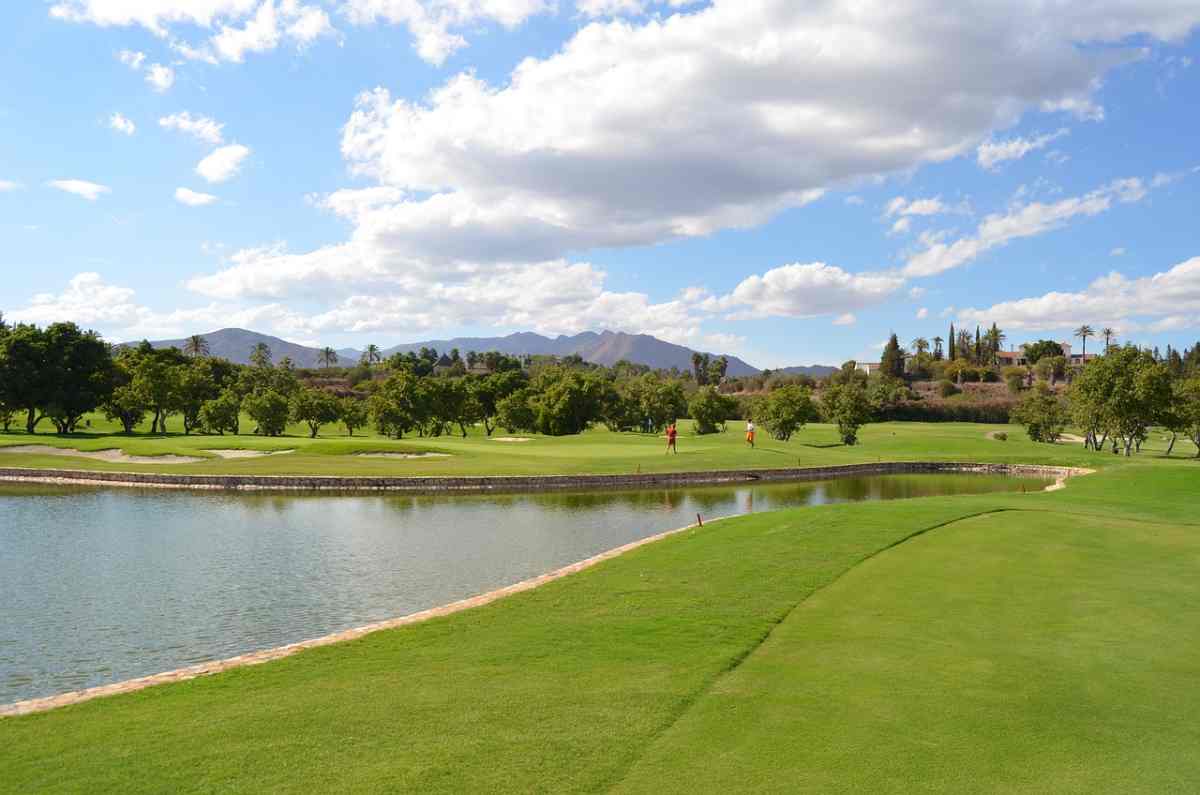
[
  {"left": 433, "top": 353, "right": 456, "bottom": 374},
  {"left": 995, "top": 341, "right": 1098, "bottom": 367}
]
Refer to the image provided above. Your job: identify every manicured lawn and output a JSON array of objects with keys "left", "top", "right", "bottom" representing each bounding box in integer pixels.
[
  {"left": 1, "top": 453, "right": 1196, "bottom": 792},
  {"left": 1, "top": 415, "right": 1176, "bottom": 477}
]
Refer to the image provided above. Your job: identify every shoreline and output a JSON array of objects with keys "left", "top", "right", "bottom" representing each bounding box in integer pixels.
[
  {"left": 0, "top": 462, "right": 1089, "bottom": 718},
  {"left": 0, "top": 461, "right": 1088, "bottom": 494}
]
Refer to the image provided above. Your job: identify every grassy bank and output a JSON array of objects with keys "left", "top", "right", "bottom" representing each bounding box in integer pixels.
[
  {"left": 1, "top": 453, "right": 1197, "bottom": 792},
  {"left": 4, "top": 416, "right": 1192, "bottom": 477}
]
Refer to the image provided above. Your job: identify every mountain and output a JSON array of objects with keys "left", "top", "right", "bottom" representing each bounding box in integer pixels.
[
  {"left": 132, "top": 328, "right": 763, "bottom": 375},
  {"left": 772, "top": 364, "right": 839, "bottom": 378},
  {"left": 380, "top": 331, "right": 761, "bottom": 376},
  {"left": 128, "top": 328, "right": 344, "bottom": 370}
]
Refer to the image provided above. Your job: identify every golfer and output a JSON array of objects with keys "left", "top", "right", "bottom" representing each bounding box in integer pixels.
[
  {"left": 666, "top": 422, "right": 678, "bottom": 454},
  {"left": 746, "top": 419, "right": 756, "bottom": 448}
]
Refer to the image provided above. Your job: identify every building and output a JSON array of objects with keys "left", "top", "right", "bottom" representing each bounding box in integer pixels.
[{"left": 994, "top": 341, "right": 1097, "bottom": 367}]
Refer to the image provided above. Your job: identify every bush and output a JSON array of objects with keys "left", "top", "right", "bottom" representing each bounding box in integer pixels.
[
  {"left": 755, "top": 384, "right": 816, "bottom": 441},
  {"left": 938, "top": 380, "right": 959, "bottom": 398},
  {"left": 876, "top": 400, "right": 1013, "bottom": 424},
  {"left": 688, "top": 387, "right": 739, "bottom": 435},
  {"left": 243, "top": 390, "right": 290, "bottom": 437},
  {"left": 993, "top": 431, "right": 1008, "bottom": 441}
]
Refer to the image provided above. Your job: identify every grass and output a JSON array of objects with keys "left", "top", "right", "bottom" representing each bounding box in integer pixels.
[
  {"left": 1, "top": 442, "right": 1197, "bottom": 792},
  {"left": 3, "top": 413, "right": 1190, "bottom": 477}
]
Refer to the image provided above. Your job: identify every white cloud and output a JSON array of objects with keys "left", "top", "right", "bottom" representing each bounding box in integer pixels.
[
  {"left": 957, "top": 256, "right": 1200, "bottom": 333},
  {"left": 47, "top": 179, "right": 111, "bottom": 200},
  {"left": 175, "top": 187, "right": 219, "bottom": 206},
  {"left": 159, "top": 112, "right": 225, "bottom": 144},
  {"left": 890, "top": 217, "right": 912, "bottom": 236},
  {"left": 342, "top": 0, "right": 554, "bottom": 65},
  {"left": 108, "top": 112, "right": 136, "bottom": 135},
  {"left": 145, "top": 63, "right": 175, "bottom": 92},
  {"left": 578, "top": 0, "right": 648, "bottom": 16},
  {"left": 908, "top": 286, "right": 926, "bottom": 299},
  {"left": 196, "top": 144, "right": 251, "bottom": 183},
  {"left": 116, "top": 49, "right": 146, "bottom": 69},
  {"left": 0, "top": 180, "right": 23, "bottom": 192},
  {"left": 885, "top": 196, "right": 954, "bottom": 217},
  {"left": 833, "top": 313, "right": 856, "bottom": 326},
  {"left": 1110, "top": 246, "right": 1126, "bottom": 257},
  {"left": 844, "top": 195, "right": 864, "bottom": 206},
  {"left": 916, "top": 307, "right": 928, "bottom": 319},
  {"left": 1040, "top": 95, "right": 1105, "bottom": 122},
  {"left": 904, "top": 178, "right": 1151, "bottom": 277},
  {"left": 204, "top": 0, "right": 335, "bottom": 63},
  {"left": 706, "top": 262, "right": 906, "bottom": 321},
  {"left": 976, "top": 128, "right": 1069, "bottom": 170}
]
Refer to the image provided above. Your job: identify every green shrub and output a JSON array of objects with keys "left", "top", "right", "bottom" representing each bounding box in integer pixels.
[{"left": 938, "top": 380, "right": 959, "bottom": 398}]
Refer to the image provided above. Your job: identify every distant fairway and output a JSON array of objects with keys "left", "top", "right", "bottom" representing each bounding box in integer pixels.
[{"left": 2, "top": 453, "right": 1197, "bottom": 792}]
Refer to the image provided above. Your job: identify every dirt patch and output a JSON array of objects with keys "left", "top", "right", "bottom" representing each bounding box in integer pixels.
[
  {"left": 491, "top": 437, "right": 532, "bottom": 443},
  {"left": 1057, "top": 433, "right": 1087, "bottom": 443},
  {"left": 205, "top": 449, "right": 295, "bottom": 459},
  {"left": 0, "top": 445, "right": 203, "bottom": 465},
  {"left": 355, "top": 453, "right": 452, "bottom": 459}
]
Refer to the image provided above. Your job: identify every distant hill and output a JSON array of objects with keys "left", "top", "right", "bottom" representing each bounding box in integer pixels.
[
  {"left": 380, "top": 330, "right": 761, "bottom": 376},
  {"left": 131, "top": 328, "right": 764, "bottom": 375},
  {"left": 771, "top": 364, "right": 839, "bottom": 378}
]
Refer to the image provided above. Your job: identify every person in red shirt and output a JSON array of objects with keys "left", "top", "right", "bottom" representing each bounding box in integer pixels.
[{"left": 665, "top": 422, "right": 678, "bottom": 454}]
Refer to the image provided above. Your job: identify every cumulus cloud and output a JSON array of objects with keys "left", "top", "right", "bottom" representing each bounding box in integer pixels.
[
  {"left": 145, "top": 63, "right": 175, "bottom": 92},
  {"left": 47, "top": 179, "right": 111, "bottom": 200},
  {"left": 903, "top": 177, "right": 1151, "bottom": 277},
  {"left": 833, "top": 313, "right": 856, "bottom": 326},
  {"left": 159, "top": 112, "right": 225, "bottom": 144},
  {"left": 956, "top": 256, "right": 1200, "bottom": 333},
  {"left": 196, "top": 144, "right": 251, "bottom": 182},
  {"left": 108, "top": 112, "right": 136, "bottom": 135},
  {"left": 706, "top": 262, "right": 906, "bottom": 321},
  {"left": 916, "top": 307, "right": 928, "bottom": 319},
  {"left": 976, "top": 128, "right": 1070, "bottom": 170},
  {"left": 116, "top": 49, "right": 146, "bottom": 69},
  {"left": 175, "top": 187, "right": 219, "bottom": 206},
  {"left": 0, "top": 180, "right": 24, "bottom": 192}
]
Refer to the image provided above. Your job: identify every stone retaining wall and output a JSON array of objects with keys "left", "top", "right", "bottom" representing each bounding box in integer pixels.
[{"left": 0, "top": 462, "right": 1086, "bottom": 494}]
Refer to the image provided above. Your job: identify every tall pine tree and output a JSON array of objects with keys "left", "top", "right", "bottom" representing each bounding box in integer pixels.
[
  {"left": 948, "top": 324, "right": 956, "bottom": 360},
  {"left": 881, "top": 333, "right": 906, "bottom": 379}
]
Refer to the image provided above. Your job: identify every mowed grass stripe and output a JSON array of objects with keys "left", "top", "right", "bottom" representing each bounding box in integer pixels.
[{"left": 614, "top": 508, "right": 1200, "bottom": 794}]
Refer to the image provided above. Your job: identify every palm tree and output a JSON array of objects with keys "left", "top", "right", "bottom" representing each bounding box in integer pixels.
[
  {"left": 985, "top": 323, "right": 1006, "bottom": 365},
  {"left": 250, "top": 342, "right": 272, "bottom": 368},
  {"left": 932, "top": 336, "right": 944, "bottom": 360},
  {"left": 318, "top": 347, "right": 339, "bottom": 369},
  {"left": 1074, "top": 325, "right": 1095, "bottom": 357},
  {"left": 1101, "top": 327, "right": 1116, "bottom": 352},
  {"left": 910, "top": 337, "right": 930, "bottom": 356},
  {"left": 362, "top": 344, "right": 382, "bottom": 366},
  {"left": 183, "top": 334, "right": 210, "bottom": 358}
]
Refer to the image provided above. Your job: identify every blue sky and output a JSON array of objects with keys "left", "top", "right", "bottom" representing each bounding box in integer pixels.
[{"left": 2, "top": 1, "right": 1198, "bottom": 368}]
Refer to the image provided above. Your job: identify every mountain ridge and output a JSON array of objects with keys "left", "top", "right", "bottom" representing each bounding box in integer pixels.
[{"left": 129, "top": 328, "right": 798, "bottom": 375}]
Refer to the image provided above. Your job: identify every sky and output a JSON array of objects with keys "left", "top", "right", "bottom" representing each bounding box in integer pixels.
[{"left": 1, "top": 1, "right": 1199, "bottom": 369}]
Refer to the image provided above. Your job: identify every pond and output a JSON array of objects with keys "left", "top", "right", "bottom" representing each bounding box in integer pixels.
[{"left": 0, "top": 472, "right": 1051, "bottom": 704}]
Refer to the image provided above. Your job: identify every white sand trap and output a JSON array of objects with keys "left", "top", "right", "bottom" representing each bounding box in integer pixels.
[
  {"left": 355, "top": 452, "right": 452, "bottom": 459},
  {"left": 491, "top": 437, "right": 532, "bottom": 443},
  {"left": 1057, "top": 433, "right": 1087, "bottom": 443},
  {"left": 205, "top": 449, "right": 295, "bottom": 459},
  {"left": 0, "top": 445, "right": 203, "bottom": 465}
]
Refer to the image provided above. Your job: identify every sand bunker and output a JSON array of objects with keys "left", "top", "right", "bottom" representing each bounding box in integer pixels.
[
  {"left": 205, "top": 449, "right": 295, "bottom": 459},
  {"left": 0, "top": 445, "right": 203, "bottom": 465},
  {"left": 491, "top": 437, "right": 532, "bottom": 443},
  {"left": 355, "top": 452, "right": 452, "bottom": 459}
]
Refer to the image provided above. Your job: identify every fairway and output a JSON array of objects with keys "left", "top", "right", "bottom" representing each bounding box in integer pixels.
[{"left": 2, "top": 453, "right": 1197, "bottom": 792}]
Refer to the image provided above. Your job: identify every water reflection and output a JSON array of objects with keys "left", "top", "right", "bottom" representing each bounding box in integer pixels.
[{"left": 0, "top": 473, "right": 1048, "bottom": 704}]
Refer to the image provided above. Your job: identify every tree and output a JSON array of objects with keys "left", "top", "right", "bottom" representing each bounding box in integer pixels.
[
  {"left": 691, "top": 352, "right": 708, "bottom": 385},
  {"left": 932, "top": 336, "right": 944, "bottom": 361},
  {"left": 38, "top": 323, "right": 116, "bottom": 434},
  {"left": 706, "top": 355, "right": 729, "bottom": 386},
  {"left": 757, "top": 385, "right": 816, "bottom": 441},
  {"left": 243, "top": 390, "right": 290, "bottom": 437},
  {"left": 469, "top": 370, "right": 527, "bottom": 436},
  {"left": 1023, "top": 339, "right": 1064, "bottom": 365},
  {"left": 496, "top": 389, "right": 537, "bottom": 433},
  {"left": 688, "top": 388, "right": 739, "bottom": 435},
  {"left": 290, "top": 387, "right": 342, "bottom": 438},
  {"left": 1012, "top": 383, "right": 1067, "bottom": 443},
  {"left": 1034, "top": 355, "right": 1066, "bottom": 385},
  {"left": 361, "top": 344, "right": 382, "bottom": 367},
  {"left": 318, "top": 347, "right": 339, "bottom": 369},
  {"left": 177, "top": 359, "right": 221, "bottom": 434},
  {"left": 199, "top": 390, "right": 242, "bottom": 435},
  {"left": 1101, "top": 327, "right": 1116, "bottom": 353},
  {"left": 948, "top": 324, "right": 956, "bottom": 360},
  {"left": 528, "top": 368, "right": 607, "bottom": 435},
  {"left": 1170, "top": 377, "right": 1200, "bottom": 458},
  {"left": 370, "top": 370, "right": 431, "bottom": 439},
  {"left": 1074, "top": 324, "right": 1094, "bottom": 357},
  {"left": 985, "top": 323, "right": 1005, "bottom": 365},
  {"left": 249, "top": 342, "right": 273, "bottom": 369},
  {"left": 910, "top": 337, "right": 930, "bottom": 356},
  {"left": 1069, "top": 345, "right": 1172, "bottom": 456},
  {"left": 340, "top": 397, "right": 369, "bottom": 437},
  {"left": 183, "top": 335, "right": 210, "bottom": 358},
  {"left": 880, "top": 334, "right": 906, "bottom": 379},
  {"left": 0, "top": 324, "right": 52, "bottom": 433},
  {"left": 821, "top": 381, "right": 872, "bottom": 446}
]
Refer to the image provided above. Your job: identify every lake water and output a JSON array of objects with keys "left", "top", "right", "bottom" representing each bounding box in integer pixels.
[{"left": 0, "top": 473, "right": 1049, "bottom": 704}]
